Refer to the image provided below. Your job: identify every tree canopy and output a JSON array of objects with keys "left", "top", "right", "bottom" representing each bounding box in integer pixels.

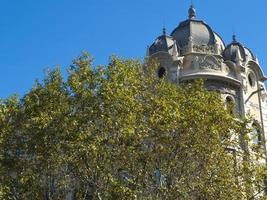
[{"left": 0, "top": 53, "right": 266, "bottom": 200}]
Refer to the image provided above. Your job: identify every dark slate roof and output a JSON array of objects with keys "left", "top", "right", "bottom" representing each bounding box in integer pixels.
[
  {"left": 170, "top": 19, "right": 225, "bottom": 50},
  {"left": 223, "top": 38, "right": 256, "bottom": 62},
  {"left": 149, "top": 33, "right": 177, "bottom": 55}
]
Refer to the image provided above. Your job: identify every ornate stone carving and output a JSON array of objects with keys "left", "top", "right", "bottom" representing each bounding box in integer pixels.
[
  {"left": 193, "top": 44, "right": 217, "bottom": 54},
  {"left": 199, "top": 55, "right": 221, "bottom": 71},
  {"left": 206, "top": 85, "right": 236, "bottom": 95},
  {"left": 177, "top": 56, "right": 184, "bottom": 66},
  {"left": 205, "top": 79, "right": 239, "bottom": 97},
  {"left": 220, "top": 87, "right": 236, "bottom": 95},
  {"left": 181, "top": 44, "right": 217, "bottom": 54},
  {"left": 224, "top": 65, "right": 230, "bottom": 74}
]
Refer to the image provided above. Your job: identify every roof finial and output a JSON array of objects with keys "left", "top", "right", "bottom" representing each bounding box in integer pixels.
[
  {"left": 232, "top": 34, "right": 237, "bottom": 42},
  {"left": 188, "top": 4, "right": 196, "bottom": 19},
  {"left": 163, "top": 26, "right": 166, "bottom": 36},
  {"left": 232, "top": 26, "right": 237, "bottom": 42}
]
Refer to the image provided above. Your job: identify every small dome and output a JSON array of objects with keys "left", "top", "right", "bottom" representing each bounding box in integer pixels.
[
  {"left": 223, "top": 35, "right": 255, "bottom": 62},
  {"left": 223, "top": 42, "right": 245, "bottom": 62},
  {"left": 149, "top": 28, "right": 178, "bottom": 56},
  {"left": 244, "top": 47, "right": 256, "bottom": 61}
]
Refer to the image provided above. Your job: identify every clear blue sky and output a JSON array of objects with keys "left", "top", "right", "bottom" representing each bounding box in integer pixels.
[{"left": 0, "top": 0, "right": 267, "bottom": 98}]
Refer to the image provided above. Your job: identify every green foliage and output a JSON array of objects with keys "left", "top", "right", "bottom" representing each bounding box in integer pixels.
[{"left": 0, "top": 52, "right": 266, "bottom": 199}]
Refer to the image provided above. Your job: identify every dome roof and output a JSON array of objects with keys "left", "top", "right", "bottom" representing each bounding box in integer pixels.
[
  {"left": 170, "top": 6, "right": 225, "bottom": 52},
  {"left": 223, "top": 35, "right": 256, "bottom": 62},
  {"left": 244, "top": 47, "right": 256, "bottom": 61},
  {"left": 149, "top": 28, "right": 178, "bottom": 56},
  {"left": 214, "top": 32, "right": 225, "bottom": 52}
]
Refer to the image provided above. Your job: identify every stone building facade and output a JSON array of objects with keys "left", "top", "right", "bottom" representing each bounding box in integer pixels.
[{"left": 147, "top": 6, "right": 267, "bottom": 162}]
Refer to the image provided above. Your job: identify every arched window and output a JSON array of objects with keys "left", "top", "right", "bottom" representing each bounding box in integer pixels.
[
  {"left": 158, "top": 67, "right": 166, "bottom": 78},
  {"left": 251, "top": 123, "right": 262, "bottom": 145},
  {"left": 248, "top": 72, "right": 256, "bottom": 88},
  {"left": 225, "top": 96, "right": 235, "bottom": 115}
]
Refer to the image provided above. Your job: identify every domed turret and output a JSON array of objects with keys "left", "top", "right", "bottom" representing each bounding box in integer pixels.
[
  {"left": 149, "top": 28, "right": 178, "bottom": 57},
  {"left": 223, "top": 35, "right": 256, "bottom": 63}
]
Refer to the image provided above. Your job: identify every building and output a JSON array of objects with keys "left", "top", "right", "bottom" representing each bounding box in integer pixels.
[{"left": 147, "top": 5, "right": 267, "bottom": 164}]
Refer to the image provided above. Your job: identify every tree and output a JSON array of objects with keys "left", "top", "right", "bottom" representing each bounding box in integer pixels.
[{"left": 0, "top": 52, "right": 266, "bottom": 199}]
